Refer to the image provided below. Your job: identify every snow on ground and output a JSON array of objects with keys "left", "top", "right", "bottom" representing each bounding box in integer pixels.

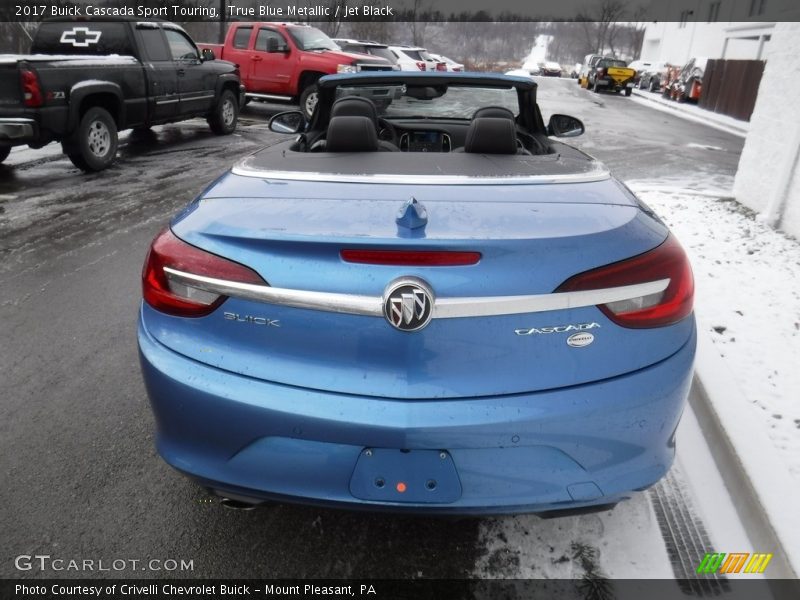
[
  {"left": 629, "top": 181, "right": 800, "bottom": 481},
  {"left": 630, "top": 89, "right": 749, "bottom": 138}
]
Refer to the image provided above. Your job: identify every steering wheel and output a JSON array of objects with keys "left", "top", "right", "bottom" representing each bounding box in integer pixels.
[{"left": 376, "top": 118, "right": 397, "bottom": 144}]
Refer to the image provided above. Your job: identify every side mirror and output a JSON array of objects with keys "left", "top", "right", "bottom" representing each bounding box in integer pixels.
[
  {"left": 266, "top": 38, "right": 288, "bottom": 53},
  {"left": 201, "top": 48, "right": 215, "bottom": 62},
  {"left": 269, "top": 110, "right": 305, "bottom": 134},
  {"left": 547, "top": 114, "right": 585, "bottom": 138}
]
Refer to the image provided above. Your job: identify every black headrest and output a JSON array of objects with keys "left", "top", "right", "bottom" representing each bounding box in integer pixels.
[
  {"left": 330, "top": 96, "right": 378, "bottom": 126},
  {"left": 472, "top": 106, "right": 516, "bottom": 120},
  {"left": 325, "top": 116, "right": 379, "bottom": 152},
  {"left": 464, "top": 118, "right": 519, "bottom": 154}
]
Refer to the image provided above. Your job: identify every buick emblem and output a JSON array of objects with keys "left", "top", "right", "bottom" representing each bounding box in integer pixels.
[{"left": 383, "top": 278, "right": 434, "bottom": 332}]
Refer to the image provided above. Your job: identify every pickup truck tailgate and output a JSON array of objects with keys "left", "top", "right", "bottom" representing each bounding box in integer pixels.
[{"left": 0, "top": 63, "right": 21, "bottom": 106}]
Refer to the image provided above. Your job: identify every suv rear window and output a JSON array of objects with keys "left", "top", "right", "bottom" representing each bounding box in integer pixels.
[
  {"left": 32, "top": 22, "right": 134, "bottom": 56},
  {"left": 401, "top": 49, "right": 423, "bottom": 61},
  {"left": 369, "top": 48, "right": 397, "bottom": 63}
]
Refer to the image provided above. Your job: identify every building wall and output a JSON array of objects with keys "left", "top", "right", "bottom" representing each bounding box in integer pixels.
[
  {"left": 639, "top": 0, "right": 784, "bottom": 64},
  {"left": 733, "top": 22, "right": 800, "bottom": 238}
]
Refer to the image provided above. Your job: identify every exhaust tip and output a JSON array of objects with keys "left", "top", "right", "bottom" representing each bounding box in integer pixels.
[{"left": 219, "top": 497, "right": 259, "bottom": 511}]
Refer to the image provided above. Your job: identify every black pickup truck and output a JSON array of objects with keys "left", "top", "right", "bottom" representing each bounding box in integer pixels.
[{"left": 0, "top": 19, "right": 244, "bottom": 171}]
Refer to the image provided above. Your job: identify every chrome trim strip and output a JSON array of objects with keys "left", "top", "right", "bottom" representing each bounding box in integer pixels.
[
  {"left": 229, "top": 164, "right": 611, "bottom": 185},
  {"left": 433, "top": 280, "right": 669, "bottom": 318},
  {"left": 164, "top": 267, "right": 669, "bottom": 319},
  {"left": 164, "top": 268, "right": 382, "bottom": 316},
  {"left": 246, "top": 92, "right": 293, "bottom": 101},
  {"left": 155, "top": 98, "right": 179, "bottom": 105},
  {"left": 183, "top": 94, "right": 215, "bottom": 101}
]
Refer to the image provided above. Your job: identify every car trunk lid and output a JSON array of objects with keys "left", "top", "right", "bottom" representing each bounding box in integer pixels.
[{"left": 144, "top": 174, "right": 692, "bottom": 399}]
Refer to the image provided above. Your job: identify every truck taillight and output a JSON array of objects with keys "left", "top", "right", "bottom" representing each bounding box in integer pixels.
[
  {"left": 142, "top": 228, "right": 265, "bottom": 317},
  {"left": 597, "top": 67, "right": 607, "bottom": 76},
  {"left": 416, "top": 61, "right": 426, "bottom": 71},
  {"left": 20, "top": 69, "right": 42, "bottom": 107},
  {"left": 556, "top": 235, "right": 694, "bottom": 328}
]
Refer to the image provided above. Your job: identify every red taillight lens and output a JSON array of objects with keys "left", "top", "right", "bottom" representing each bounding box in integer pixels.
[
  {"left": 436, "top": 62, "right": 447, "bottom": 71},
  {"left": 341, "top": 249, "right": 481, "bottom": 266},
  {"left": 416, "top": 61, "right": 426, "bottom": 71},
  {"left": 142, "top": 228, "right": 264, "bottom": 317},
  {"left": 20, "top": 69, "right": 43, "bottom": 107},
  {"left": 556, "top": 235, "right": 694, "bottom": 328}
]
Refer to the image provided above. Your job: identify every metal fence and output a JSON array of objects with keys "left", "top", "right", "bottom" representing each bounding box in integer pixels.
[{"left": 700, "top": 59, "right": 765, "bottom": 122}]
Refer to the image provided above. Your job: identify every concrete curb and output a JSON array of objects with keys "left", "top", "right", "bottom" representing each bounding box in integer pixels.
[
  {"left": 630, "top": 88, "right": 749, "bottom": 138},
  {"left": 691, "top": 332, "right": 800, "bottom": 579}
]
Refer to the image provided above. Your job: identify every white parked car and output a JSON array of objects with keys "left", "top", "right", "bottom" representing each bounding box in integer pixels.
[
  {"left": 388, "top": 45, "right": 443, "bottom": 71},
  {"left": 428, "top": 52, "right": 464, "bottom": 72},
  {"left": 505, "top": 68, "right": 534, "bottom": 80},
  {"left": 521, "top": 60, "right": 541, "bottom": 76},
  {"left": 332, "top": 39, "right": 400, "bottom": 69}
]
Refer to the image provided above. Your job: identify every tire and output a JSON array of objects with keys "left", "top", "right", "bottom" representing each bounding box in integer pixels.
[
  {"left": 625, "top": 87, "right": 632, "bottom": 97},
  {"left": 299, "top": 83, "right": 320, "bottom": 120},
  {"left": 64, "top": 106, "right": 118, "bottom": 172},
  {"left": 208, "top": 90, "right": 238, "bottom": 135},
  {"left": 0, "top": 145, "right": 10, "bottom": 163},
  {"left": 649, "top": 79, "right": 657, "bottom": 93}
]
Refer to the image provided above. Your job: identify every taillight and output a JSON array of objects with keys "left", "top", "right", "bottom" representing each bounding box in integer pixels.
[
  {"left": 341, "top": 249, "right": 481, "bottom": 266},
  {"left": 416, "top": 61, "right": 426, "bottom": 71},
  {"left": 597, "top": 67, "right": 607, "bottom": 76},
  {"left": 556, "top": 235, "right": 694, "bottom": 328},
  {"left": 20, "top": 69, "right": 43, "bottom": 107},
  {"left": 436, "top": 62, "right": 447, "bottom": 71},
  {"left": 142, "top": 228, "right": 264, "bottom": 317}
]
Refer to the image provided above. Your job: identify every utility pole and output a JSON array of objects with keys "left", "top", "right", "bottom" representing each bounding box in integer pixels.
[{"left": 219, "top": 0, "right": 226, "bottom": 44}]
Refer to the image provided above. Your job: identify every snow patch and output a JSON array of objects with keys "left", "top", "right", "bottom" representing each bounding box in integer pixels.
[{"left": 629, "top": 182, "right": 800, "bottom": 485}]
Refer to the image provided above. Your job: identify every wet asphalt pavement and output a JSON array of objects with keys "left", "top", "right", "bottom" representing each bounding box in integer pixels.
[{"left": 0, "top": 78, "right": 744, "bottom": 580}]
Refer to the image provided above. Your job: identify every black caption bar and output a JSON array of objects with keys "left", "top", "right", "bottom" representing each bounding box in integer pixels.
[
  {"left": 1, "top": 0, "right": 800, "bottom": 22},
  {"left": 3, "top": 579, "right": 800, "bottom": 600}
]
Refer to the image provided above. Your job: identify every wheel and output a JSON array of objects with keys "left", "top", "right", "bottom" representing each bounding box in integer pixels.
[
  {"left": 0, "top": 146, "right": 10, "bottom": 163},
  {"left": 64, "top": 106, "right": 118, "bottom": 172},
  {"left": 208, "top": 90, "right": 238, "bottom": 135},
  {"left": 649, "top": 79, "right": 657, "bottom": 93},
  {"left": 299, "top": 83, "right": 320, "bottom": 120},
  {"left": 638, "top": 78, "right": 646, "bottom": 89},
  {"left": 625, "top": 87, "right": 632, "bottom": 97}
]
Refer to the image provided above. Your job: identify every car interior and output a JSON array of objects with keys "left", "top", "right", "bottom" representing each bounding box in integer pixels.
[{"left": 299, "top": 96, "right": 552, "bottom": 155}]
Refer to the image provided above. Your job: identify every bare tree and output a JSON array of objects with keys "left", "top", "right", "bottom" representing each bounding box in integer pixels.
[{"left": 577, "top": 0, "right": 629, "bottom": 56}]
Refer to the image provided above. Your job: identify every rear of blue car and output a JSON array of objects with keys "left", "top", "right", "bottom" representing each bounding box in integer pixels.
[{"left": 138, "top": 173, "right": 695, "bottom": 514}]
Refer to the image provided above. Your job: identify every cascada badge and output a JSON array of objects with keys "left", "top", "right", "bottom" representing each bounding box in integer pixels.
[
  {"left": 60, "top": 27, "right": 102, "bottom": 48},
  {"left": 696, "top": 552, "right": 773, "bottom": 575},
  {"left": 515, "top": 322, "right": 599, "bottom": 347}
]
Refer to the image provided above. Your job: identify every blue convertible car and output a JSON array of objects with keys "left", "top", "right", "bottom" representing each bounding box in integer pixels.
[{"left": 138, "top": 73, "right": 696, "bottom": 514}]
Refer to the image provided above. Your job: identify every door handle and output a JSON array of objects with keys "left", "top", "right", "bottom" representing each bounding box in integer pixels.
[
  {"left": 177, "top": 69, "right": 185, "bottom": 76},
  {"left": 252, "top": 56, "right": 263, "bottom": 62}
]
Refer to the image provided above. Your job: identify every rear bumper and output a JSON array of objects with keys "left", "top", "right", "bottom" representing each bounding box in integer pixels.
[
  {"left": 138, "top": 311, "right": 696, "bottom": 514},
  {"left": 0, "top": 117, "right": 37, "bottom": 145},
  {"left": 596, "top": 77, "right": 635, "bottom": 90},
  {"left": 0, "top": 106, "right": 69, "bottom": 147}
]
